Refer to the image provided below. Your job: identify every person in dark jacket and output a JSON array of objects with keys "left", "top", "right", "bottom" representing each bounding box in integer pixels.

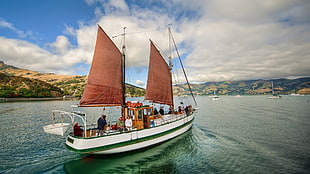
[
  {"left": 154, "top": 108, "right": 159, "bottom": 115},
  {"left": 97, "top": 115, "right": 107, "bottom": 136},
  {"left": 159, "top": 107, "right": 165, "bottom": 115}
]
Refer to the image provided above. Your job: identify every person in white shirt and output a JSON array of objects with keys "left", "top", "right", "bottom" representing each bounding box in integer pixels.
[{"left": 125, "top": 116, "right": 132, "bottom": 131}]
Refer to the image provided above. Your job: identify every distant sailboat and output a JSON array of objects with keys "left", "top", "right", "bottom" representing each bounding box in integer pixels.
[
  {"left": 43, "top": 25, "right": 198, "bottom": 154},
  {"left": 290, "top": 92, "right": 304, "bottom": 96},
  {"left": 268, "top": 81, "right": 282, "bottom": 99},
  {"left": 209, "top": 90, "right": 220, "bottom": 100}
]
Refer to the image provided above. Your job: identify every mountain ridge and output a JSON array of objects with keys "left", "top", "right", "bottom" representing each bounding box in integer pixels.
[
  {"left": 174, "top": 77, "right": 310, "bottom": 95},
  {"left": 0, "top": 61, "right": 145, "bottom": 97},
  {"left": 1, "top": 61, "right": 309, "bottom": 97}
]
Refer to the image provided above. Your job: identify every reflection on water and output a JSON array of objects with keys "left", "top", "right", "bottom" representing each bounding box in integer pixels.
[{"left": 64, "top": 130, "right": 194, "bottom": 174}]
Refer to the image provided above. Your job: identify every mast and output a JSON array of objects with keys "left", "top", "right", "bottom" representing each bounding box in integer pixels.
[
  {"left": 169, "top": 28, "right": 198, "bottom": 107},
  {"left": 168, "top": 27, "right": 173, "bottom": 70},
  {"left": 122, "top": 27, "right": 127, "bottom": 118},
  {"left": 271, "top": 81, "right": 274, "bottom": 95},
  {"left": 168, "top": 27, "right": 174, "bottom": 109}
]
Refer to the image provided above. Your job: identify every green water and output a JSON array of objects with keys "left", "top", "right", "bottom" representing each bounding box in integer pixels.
[{"left": 0, "top": 96, "right": 309, "bottom": 173}]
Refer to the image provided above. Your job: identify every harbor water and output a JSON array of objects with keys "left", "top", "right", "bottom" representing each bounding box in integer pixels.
[{"left": 0, "top": 95, "right": 309, "bottom": 173}]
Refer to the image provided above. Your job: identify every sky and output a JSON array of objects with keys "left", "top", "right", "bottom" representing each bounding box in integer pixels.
[{"left": 0, "top": 0, "right": 310, "bottom": 87}]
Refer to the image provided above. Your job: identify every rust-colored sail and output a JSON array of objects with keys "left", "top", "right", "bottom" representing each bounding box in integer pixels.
[
  {"left": 80, "top": 26, "right": 123, "bottom": 107},
  {"left": 145, "top": 41, "right": 173, "bottom": 106}
]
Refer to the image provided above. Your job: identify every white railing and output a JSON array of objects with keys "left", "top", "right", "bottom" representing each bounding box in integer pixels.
[
  {"left": 52, "top": 110, "right": 192, "bottom": 137},
  {"left": 52, "top": 110, "right": 87, "bottom": 137}
]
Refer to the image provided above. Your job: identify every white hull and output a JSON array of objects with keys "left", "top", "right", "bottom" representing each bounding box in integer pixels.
[
  {"left": 267, "top": 96, "right": 282, "bottom": 99},
  {"left": 210, "top": 96, "right": 220, "bottom": 100},
  {"left": 65, "top": 113, "right": 194, "bottom": 154},
  {"left": 290, "top": 93, "right": 304, "bottom": 96}
]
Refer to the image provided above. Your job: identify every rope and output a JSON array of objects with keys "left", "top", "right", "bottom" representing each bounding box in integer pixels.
[{"left": 112, "top": 28, "right": 166, "bottom": 38}]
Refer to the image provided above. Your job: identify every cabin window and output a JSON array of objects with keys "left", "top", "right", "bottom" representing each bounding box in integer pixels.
[
  {"left": 148, "top": 109, "right": 152, "bottom": 115},
  {"left": 144, "top": 109, "right": 148, "bottom": 116},
  {"left": 138, "top": 110, "right": 143, "bottom": 120},
  {"left": 128, "top": 110, "right": 135, "bottom": 120}
]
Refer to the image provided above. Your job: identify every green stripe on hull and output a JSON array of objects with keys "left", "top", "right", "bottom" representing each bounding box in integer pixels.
[{"left": 66, "top": 117, "right": 194, "bottom": 154}]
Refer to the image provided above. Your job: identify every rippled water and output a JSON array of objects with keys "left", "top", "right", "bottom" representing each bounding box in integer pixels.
[{"left": 0, "top": 96, "right": 310, "bottom": 173}]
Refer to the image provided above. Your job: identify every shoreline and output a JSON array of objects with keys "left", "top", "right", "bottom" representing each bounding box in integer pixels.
[{"left": 0, "top": 96, "right": 80, "bottom": 102}]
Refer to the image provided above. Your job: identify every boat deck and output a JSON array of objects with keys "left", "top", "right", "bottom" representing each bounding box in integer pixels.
[
  {"left": 85, "top": 129, "right": 97, "bottom": 137},
  {"left": 75, "top": 113, "right": 189, "bottom": 138},
  {"left": 83, "top": 128, "right": 136, "bottom": 138}
]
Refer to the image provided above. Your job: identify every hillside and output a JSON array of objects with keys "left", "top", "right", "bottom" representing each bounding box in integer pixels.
[
  {"left": 1, "top": 61, "right": 309, "bottom": 97},
  {"left": 0, "top": 72, "right": 64, "bottom": 97},
  {"left": 0, "top": 61, "right": 144, "bottom": 97},
  {"left": 0, "top": 61, "right": 86, "bottom": 96},
  {"left": 174, "top": 78, "right": 310, "bottom": 95}
]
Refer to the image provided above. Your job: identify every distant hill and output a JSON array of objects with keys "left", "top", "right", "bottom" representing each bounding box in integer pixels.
[
  {"left": 0, "top": 61, "right": 144, "bottom": 97},
  {"left": 1, "top": 61, "right": 309, "bottom": 97},
  {"left": 0, "top": 72, "right": 64, "bottom": 97},
  {"left": 0, "top": 61, "right": 86, "bottom": 97},
  {"left": 174, "top": 78, "right": 310, "bottom": 95}
]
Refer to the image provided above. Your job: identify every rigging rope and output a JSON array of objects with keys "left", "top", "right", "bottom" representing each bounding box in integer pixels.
[
  {"left": 169, "top": 29, "right": 198, "bottom": 107},
  {"left": 112, "top": 28, "right": 166, "bottom": 38}
]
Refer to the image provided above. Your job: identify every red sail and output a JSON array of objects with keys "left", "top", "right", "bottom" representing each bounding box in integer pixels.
[
  {"left": 145, "top": 41, "right": 173, "bottom": 106},
  {"left": 80, "top": 26, "right": 123, "bottom": 107}
]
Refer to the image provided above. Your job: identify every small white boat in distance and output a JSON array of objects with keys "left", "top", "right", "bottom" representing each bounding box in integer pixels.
[
  {"left": 268, "top": 81, "right": 282, "bottom": 99},
  {"left": 290, "top": 93, "right": 304, "bottom": 96},
  {"left": 211, "top": 96, "right": 220, "bottom": 100},
  {"left": 209, "top": 90, "right": 220, "bottom": 100},
  {"left": 43, "top": 123, "right": 70, "bottom": 136},
  {"left": 267, "top": 95, "right": 282, "bottom": 99}
]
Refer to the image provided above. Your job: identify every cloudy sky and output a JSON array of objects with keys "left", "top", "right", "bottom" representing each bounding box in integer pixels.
[{"left": 0, "top": 0, "right": 309, "bottom": 87}]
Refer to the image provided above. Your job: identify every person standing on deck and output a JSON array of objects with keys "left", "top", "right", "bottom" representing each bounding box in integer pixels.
[
  {"left": 97, "top": 115, "right": 107, "bottom": 136},
  {"left": 117, "top": 116, "right": 124, "bottom": 131},
  {"left": 125, "top": 116, "right": 132, "bottom": 131},
  {"left": 154, "top": 108, "right": 159, "bottom": 115},
  {"left": 159, "top": 106, "right": 165, "bottom": 115}
]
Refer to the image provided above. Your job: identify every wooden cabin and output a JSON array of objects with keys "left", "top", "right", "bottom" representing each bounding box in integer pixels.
[{"left": 125, "top": 104, "right": 154, "bottom": 130}]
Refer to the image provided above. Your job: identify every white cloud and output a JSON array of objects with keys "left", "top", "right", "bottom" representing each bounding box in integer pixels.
[
  {"left": 64, "top": 25, "right": 76, "bottom": 36},
  {"left": 176, "top": 0, "right": 310, "bottom": 82},
  {"left": 135, "top": 80, "right": 145, "bottom": 87},
  {"left": 0, "top": 37, "right": 73, "bottom": 74},
  {"left": 105, "top": 0, "right": 129, "bottom": 13},
  {"left": 0, "top": 18, "right": 37, "bottom": 39},
  {"left": 49, "top": 35, "right": 72, "bottom": 55},
  {"left": 0, "top": 18, "right": 15, "bottom": 30},
  {"left": 0, "top": 0, "right": 309, "bottom": 83}
]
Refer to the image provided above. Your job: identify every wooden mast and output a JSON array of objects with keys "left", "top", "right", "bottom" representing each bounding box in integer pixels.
[
  {"left": 122, "top": 27, "right": 127, "bottom": 120},
  {"left": 168, "top": 27, "right": 174, "bottom": 110}
]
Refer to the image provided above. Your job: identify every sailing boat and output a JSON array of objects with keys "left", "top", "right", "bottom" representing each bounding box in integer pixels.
[
  {"left": 267, "top": 81, "right": 282, "bottom": 99},
  {"left": 43, "top": 25, "right": 197, "bottom": 154},
  {"left": 209, "top": 90, "right": 220, "bottom": 100}
]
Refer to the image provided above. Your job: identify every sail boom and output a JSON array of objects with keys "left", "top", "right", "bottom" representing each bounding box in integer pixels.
[{"left": 145, "top": 100, "right": 172, "bottom": 105}]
